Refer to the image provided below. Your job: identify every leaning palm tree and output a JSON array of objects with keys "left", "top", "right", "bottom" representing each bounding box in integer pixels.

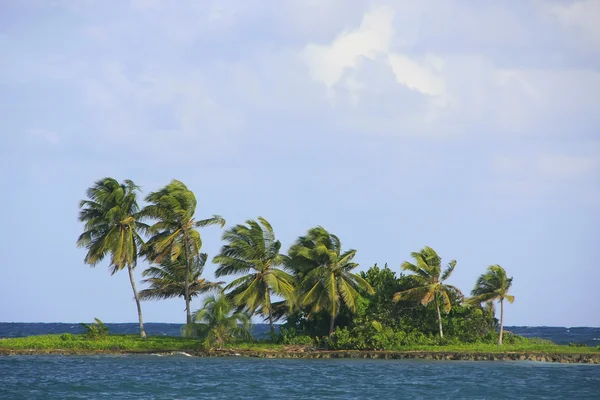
[
  {"left": 140, "top": 180, "right": 225, "bottom": 324},
  {"left": 214, "top": 217, "right": 295, "bottom": 335},
  {"left": 393, "top": 246, "right": 462, "bottom": 339},
  {"left": 77, "top": 178, "right": 148, "bottom": 338},
  {"left": 139, "top": 253, "right": 223, "bottom": 322},
  {"left": 469, "top": 265, "right": 514, "bottom": 345},
  {"left": 287, "top": 226, "right": 374, "bottom": 336},
  {"left": 186, "top": 293, "right": 252, "bottom": 349}
]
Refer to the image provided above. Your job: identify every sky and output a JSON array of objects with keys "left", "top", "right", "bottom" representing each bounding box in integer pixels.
[{"left": 1, "top": 0, "right": 599, "bottom": 327}]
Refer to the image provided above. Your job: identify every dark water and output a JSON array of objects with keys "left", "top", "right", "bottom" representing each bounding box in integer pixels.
[
  {"left": 1, "top": 323, "right": 599, "bottom": 346},
  {"left": 1, "top": 324, "right": 600, "bottom": 399},
  {"left": 0, "top": 322, "right": 273, "bottom": 340},
  {"left": 1, "top": 355, "right": 599, "bottom": 399}
]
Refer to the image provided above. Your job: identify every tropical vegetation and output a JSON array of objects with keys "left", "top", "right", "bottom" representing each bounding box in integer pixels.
[
  {"left": 469, "top": 265, "right": 515, "bottom": 345},
  {"left": 213, "top": 217, "right": 294, "bottom": 335},
  {"left": 185, "top": 293, "right": 252, "bottom": 349},
  {"left": 286, "top": 227, "right": 375, "bottom": 335},
  {"left": 77, "top": 178, "right": 148, "bottom": 338},
  {"left": 140, "top": 180, "right": 225, "bottom": 324},
  {"left": 139, "top": 253, "right": 223, "bottom": 305},
  {"left": 393, "top": 247, "right": 462, "bottom": 339},
  {"left": 72, "top": 177, "right": 576, "bottom": 352}
]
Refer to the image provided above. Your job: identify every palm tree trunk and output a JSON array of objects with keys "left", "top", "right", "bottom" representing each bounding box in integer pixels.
[
  {"left": 498, "top": 298, "right": 504, "bottom": 346},
  {"left": 329, "top": 315, "right": 335, "bottom": 336},
  {"left": 127, "top": 265, "right": 146, "bottom": 338},
  {"left": 265, "top": 291, "right": 274, "bottom": 336},
  {"left": 435, "top": 294, "right": 444, "bottom": 339},
  {"left": 182, "top": 231, "right": 192, "bottom": 325}
]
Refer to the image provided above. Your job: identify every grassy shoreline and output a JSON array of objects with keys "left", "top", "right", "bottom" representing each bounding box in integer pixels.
[{"left": 1, "top": 334, "right": 598, "bottom": 363}]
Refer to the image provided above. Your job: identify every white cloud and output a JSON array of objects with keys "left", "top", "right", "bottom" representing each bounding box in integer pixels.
[
  {"left": 546, "top": 0, "right": 600, "bottom": 48},
  {"left": 388, "top": 53, "right": 445, "bottom": 97},
  {"left": 303, "top": 6, "right": 395, "bottom": 89},
  {"left": 302, "top": 4, "right": 449, "bottom": 107}
]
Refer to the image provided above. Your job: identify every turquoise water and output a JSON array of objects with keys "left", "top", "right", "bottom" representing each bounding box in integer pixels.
[{"left": 1, "top": 355, "right": 599, "bottom": 399}]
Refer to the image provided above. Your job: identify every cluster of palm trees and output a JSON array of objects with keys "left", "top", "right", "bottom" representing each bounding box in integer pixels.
[
  {"left": 77, "top": 178, "right": 514, "bottom": 346},
  {"left": 392, "top": 246, "right": 515, "bottom": 345}
]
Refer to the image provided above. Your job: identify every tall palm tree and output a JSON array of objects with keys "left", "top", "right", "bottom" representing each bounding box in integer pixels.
[
  {"left": 469, "top": 265, "right": 514, "bottom": 345},
  {"left": 139, "top": 253, "right": 223, "bottom": 321},
  {"left": 140, "top": 180, "right": 225, "bottom": 324},
  {"left": 213, "top": 217, "right": 295, "bottom": 335},
  {"left": 393, "top": 246, "right": 462, "bottom": 339},
  {"left": 77, "top": 178, "right": 148, "bottom": 338},
  {"left": 187, "top": 293, "right": 253, "bottom": 349},
  {"left": 287, "top": 226, "right": 374, "bottom": 336}
]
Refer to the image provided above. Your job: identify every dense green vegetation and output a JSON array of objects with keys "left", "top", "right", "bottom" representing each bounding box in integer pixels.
[
  {"left": 213, "top": 217, "right": 294, "bottom": 335},
  {"left": 0, "top": 334, "right": 202, "bottom": 352},
  {"left": 1, "top": 334, "right": 597, "bottom": 356},
  {"left": 70, "top": 177, "right": 592, "bottom": 353},
  {"left": 140, "top": 180, "right": 225, "bottom": 325},
  {"left": 185, "top": 293, "right": 252, "bottom": 349}
]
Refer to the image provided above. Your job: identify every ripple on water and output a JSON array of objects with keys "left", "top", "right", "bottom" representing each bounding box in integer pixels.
[{"left": 0, "top": 356, "right": 599, "bottom": 399}]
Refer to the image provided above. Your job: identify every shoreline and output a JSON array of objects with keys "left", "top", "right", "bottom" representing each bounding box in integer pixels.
[{"left": 2, "top": 348, "right": 599, "bottom": 364}]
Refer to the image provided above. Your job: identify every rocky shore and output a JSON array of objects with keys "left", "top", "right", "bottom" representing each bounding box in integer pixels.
[{"left": 1, "top": 348, "right": 599, "bottom": 364}]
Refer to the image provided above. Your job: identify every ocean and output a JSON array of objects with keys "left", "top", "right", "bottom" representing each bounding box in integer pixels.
[{"left": 1, "top": 323, "right": 599, "bottom": 399}]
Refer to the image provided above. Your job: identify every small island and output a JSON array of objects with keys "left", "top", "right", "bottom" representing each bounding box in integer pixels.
[
  {"left": 1, "top": 333, "right": 599, "bottom": 364},
  {"left": 3, "top": 178, "right": 598, "bottom": 364}
]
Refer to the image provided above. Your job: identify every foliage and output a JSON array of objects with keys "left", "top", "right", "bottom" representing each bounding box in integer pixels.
[
  {"left": 469, "top": 265, "right": 515, "bottom": 345},
  {"left": 59, "top": 333, "right": 76, "bottom": 341},
  {"left": 0, "top": 335, "right": 203, "bottom": 351},
  {"left": 393, "top": 247, "right": 462, "bottom": 339},
  {"left": 77, "top": 178, "right": 147, "bottom": 338},
  {"left": 214, "top": 217, "right": 294, "bottom": 334},
  {"left": 185, "top": 293, "right": 253, "bottom": 349},
  {"left": 287, "top": 226, "right": 374, "bottom": 335},
  {"left": 80, "top": 318, "right": 109, "bottom": 340},
  {"left": 1, "top": 334, "right": 598, "bottom": 355},
  {"left": 140, "top": 253, "right": 222, "bottom": 301},
  {"left": 276, "top": 328, "right": 316, "bottom": 346},
  {"left": 77, "top": 178, "right": 147, "bottom": 273},
  {"left": 141, "top": 179, "right": 225, "bottom": 324},
  {"left": 323, "top": 325, "right": 437, "bottom": 350}
]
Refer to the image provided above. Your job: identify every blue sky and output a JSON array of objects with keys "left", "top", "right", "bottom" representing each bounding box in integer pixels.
[{"left": 1, "top": 0, "right": 599, "bottom": 327}]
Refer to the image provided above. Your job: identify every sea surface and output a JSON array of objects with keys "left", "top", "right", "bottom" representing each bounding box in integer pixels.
[{"left": 1, "top": 324, "right": 599, "bottom": 399}]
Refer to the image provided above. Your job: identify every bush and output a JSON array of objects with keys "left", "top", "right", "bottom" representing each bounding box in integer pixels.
[
  {"left": 80, "top": 318, "right": 109, "bottom": 340},
  {"left": 59, "top": 333, "right": 76, "bottom": 341},
  {"left": 324, "top": 327, "right": 357, "bottom": 350},
  {"left": 277, "top": 328, "right": 316, "bottom": 346}
]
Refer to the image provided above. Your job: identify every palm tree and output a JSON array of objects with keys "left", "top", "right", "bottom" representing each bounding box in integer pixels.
[
  {"left": 287, "top": 226, "right": 374, "bottom": 336},
  {"left": 187, "top": 293, "right": 252, "bottom": 349},
  {"left": 77, "top": 178, "right": 148, "bottom": 338},
  {"left": 469, "top": 265, "right": 514, "bottom": 345},
  {"left": 139, "top": 253, "right": 223, "bottom": 321},
  {"left": 213, "top": 217, "right": 295, "bottom": 335},
  {"left": 393, "top": 246, "right": 462, "bottom": 339},
  {"left": 140, "top": 180, "right": 225, "bottom": 324}
]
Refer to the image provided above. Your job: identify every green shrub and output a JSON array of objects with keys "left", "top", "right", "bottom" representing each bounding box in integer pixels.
[
  {"left": 568, "top": 342, "right": 588, "bottom": 348},
  {"left": 80, "top": 318, "right": 109, "bottom": 340},
  {"left": 59, "top": 333, "right": 76, "bottom": 341},
  {"left": 324, "top": 327, "right": 357, "bottom": 350},
  {"left": 277, "top": 328, "right": 316, "bottom": 346},
  {"left": 273, "top": 328, "right": 317, "bottom": 346}
]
